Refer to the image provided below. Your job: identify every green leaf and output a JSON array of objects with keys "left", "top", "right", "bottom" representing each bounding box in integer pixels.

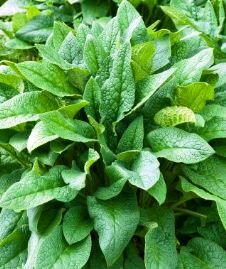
[
  {"left": 0, "top": 167, "right": 77, "bottom": 211},
  {"left": 116, "top": 0, "right": 148, "bottom": 44},
  {"left": 0, "top": 209, "right": 23, "bottom": 240},
  {"left": 0, "top": 91, "right": 59, "bottom": 129},
  {"left": 131, "top": 42, "right": 155, "bottom": 81},
  {"left": 144, "top": 208, "right": 177, "bottom": 269},
  {"left": 175, "top": 82, "right": 214, "bottom": 112},
  {"left": 87, "top": 191, "right": 140, "bottom": 266},
  {"left": 178, "top": 248, "right": 216, "bottom": 269},
  {"left": 148, "top": 173, "right": 167, "bottom": 205},
  {"left": 197, "top": 117, "right": 226, "bottom": 141},
  {"left": 84, "top": 34, "right": 106, "bottom": 74},
  {"left": 154, "top": 106, "right": 196, "bottom": 127},
  {"left": 17, "top": 61, "right": 77, "bottom": 97},
  {"left": 27, "top": 121, "right": 58, "bottom": 152},
  {"left": 182, "top": 156, "right": 226, "bottom": 201},
  {"left": 180, "top": 177, "right": 226, "bottom": 230},
  {"left": 83, "top": 77, "right": 101, "bottom": 120},
  {"left": 143, "top": 48, "right": 214, "bottom": 120},
  {"left": 187, "top": 237, "right": 226, "bottom": 268},
  {"left": 0, "top": 0, "right": 25, "bottom": 17},
  {"left": 40, "top": 111, "right": 96, "bottom": 143},
  {"left": 94, "top": 178, "right": 127, "bottom": 200},
  {"left": 117, "top": 116, "right": 144, "bottom": 153},
  {"left": 62, "top": 163, "right": 86, "bottom": 190},
  {"left": 100, "top": 42, "right": 135, "bottom": 125},
  {"left": 51, "top": 21, "right": 74, "bottom": 51},
  {"left": 81, "top": 0, "right": 109, "bottom": 24},
  {"left": 0, "top": 226, "right": 29, "bottom": 268},
  {"left": 63, "top": 206, "right": 93, "bottom": 245},
  {"left": 109, "top": 150, "right": 160, "bottom": 191},
  {"left": 130, "top": 68, "right": 175, "bottom": 114},
  {"left": 35, "top": 226, "right": 91, "bottom": 269},
  {"left": 147, "top": 127, "right": 214, "bottom": 164},
  {"left": 16, "top": 14, "right": 53, "bottom": 43}
]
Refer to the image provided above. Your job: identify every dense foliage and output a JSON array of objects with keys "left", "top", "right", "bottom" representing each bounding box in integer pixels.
[{"left": 1, "top": 0, "right": 226, "bottom": 268}]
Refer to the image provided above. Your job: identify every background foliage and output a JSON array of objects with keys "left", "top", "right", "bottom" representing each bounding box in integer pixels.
[{"left": 0, "top": 0, "right": 226, "bottom": 268}]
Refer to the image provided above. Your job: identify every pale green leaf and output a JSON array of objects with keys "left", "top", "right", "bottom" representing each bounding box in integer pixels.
[{"left": 154, "top": 106, "right": 196, "bottom": 127}]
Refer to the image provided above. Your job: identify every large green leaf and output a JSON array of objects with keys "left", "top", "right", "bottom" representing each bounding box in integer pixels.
[
  {"left": 63, "top": 206, "right": 93, "bottom": 245},
  {"left": 87, "top": 191, "right": 140, "bottom": 266},
  {"left": 0, "top": 91, "right": 59, "bottom": 129},
  {"left": 0, "top": 226, "right": 29, "bottom": 268},
  {"left": 117, "top": 116, "right": 144, "bottom": 153},
  {"left": 35, "top": 226, "right": 91, "bottom": 269},
  {"left": 147, "top": 127, "right": 214, "bottom": 164},
  {"left": 39, "top": 111, "right": 96, "bottom": 143},
  {"left": 0, "top": 167, "right": 77, "bottom": 211},
  {"left": 144, "top": 208, "right": 177, "bottom": 269},
  {"left": 187, "top": 237, "right": 226, "bottom": 268},
  {"left": 182, "top": 156, "right": 226, "bottom": 201},
  {"left": 100, "top": 42, "right": 135, "bottom": 125},
  {"left": 16, "top": 15, "right": 53, "bottom": 43},
  {"left": 17, "top": 61, "right": 77, "bottom": 97}
]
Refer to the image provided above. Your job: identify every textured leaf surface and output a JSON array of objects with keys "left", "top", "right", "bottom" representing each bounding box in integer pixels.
[
  {"left": 154, "top": 106, "right": 196, "bottom": 127},
  {"left": 100, "top": 43, "right": 135, "bottom": 124},
  {"left": 0, "top": 167, "right": 77, "bottom": 211},
  {"left": 0, "top": 91, "right": 59, "bottom": 129},
  {"left": 63, "top": 206, "right": 93, "bottom": 245},
  {"left": 35, "top": 226, "right": 91, "bottom": 269},
  {"left": 87, "top": 191, "right": 140, "bottom": 266},
  {"left": 147, "top": 127, "right": 214, "bottom": 164},
  {"left": 175, "top": 82, "right": 214, "bottom": 112},
  {"left": 17, "top": 61, "right": 76, "bottom": 97}
]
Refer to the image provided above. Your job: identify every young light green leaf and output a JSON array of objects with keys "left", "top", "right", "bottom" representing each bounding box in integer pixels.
[
  {"left": 63, "top": 206, "right": 93, "bottom": 245},
  {"left": 131, "top": 42, "right": 155, "bottom": 81},
  {"left": 17, "top": 61, "right": 77, "bottom": 97},
  {"left": 147, "top": 127, "right": 214, "bottom": 164},
  {"left": 87, "top": 191, "right": 140, "bottom": 266},
  {"left": 0, "top": 91, "right": 59, "bottom": 129},
  {"left": 175, "top": 82, "right": 214, "bottom": 112},
  {"left": 35, "top": 226, "right": 91, "bottom": 269},
  {"left": 117, "top": 116, "right": 144, "bottom": 153},
  {"left": 154, "top": 106, "right": 196, "bottom": 127}
]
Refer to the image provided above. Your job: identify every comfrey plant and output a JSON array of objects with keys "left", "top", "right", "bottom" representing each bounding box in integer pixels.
[{"left": 0, "top": 0, "right": 226, "bottom": 268}]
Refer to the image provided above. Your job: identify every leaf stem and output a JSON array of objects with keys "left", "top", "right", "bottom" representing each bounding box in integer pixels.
[{"left": 174, "top": 208, "right": 207, "bottom": 219}]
